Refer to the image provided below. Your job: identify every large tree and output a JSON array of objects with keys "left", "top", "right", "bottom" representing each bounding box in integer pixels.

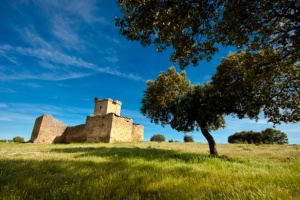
[
  {"left": 116, "top": 0, "right": 299, "bottom": 68},
  {"left": 141, "top": 67, "right": 225, "bottom": 155},
  {"left": 141, "top": 49, "right": 299, "bottom": 155},
  {"left": 117, "top": 1, "right": 299, "bottom": 154}
]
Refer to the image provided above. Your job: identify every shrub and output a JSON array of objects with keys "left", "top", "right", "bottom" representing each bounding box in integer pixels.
[
  {"left": 262, "top": 128, "right": 288, "bottom": 144},
  {"left": 13, "top": 136, "right": 25, "bottom": 143},
  {"left": 169, "top": 139, "right": 174, "bottom": 143},
  {"left": 228, "top": 128, "right": 288, "bottom": 144},
  {"left": 184, "top": 135, "right": 194, "bottom": 142},
  {"left": 228, "top": 131, "right": 263, "bottom": 144},
  {"left": 150, "top": 134, "right": 166, "bottom": 142}
]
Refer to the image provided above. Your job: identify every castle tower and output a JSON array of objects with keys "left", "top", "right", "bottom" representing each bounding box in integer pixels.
[{"left": 94, "top": 97, "right": 122, "bottom": 116}]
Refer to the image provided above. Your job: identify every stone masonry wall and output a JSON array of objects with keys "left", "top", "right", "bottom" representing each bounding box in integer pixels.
[
  {"left": 30, "top": 115, "right": 43, "bottom": 142},
  {"left": 85, "top": 114, "right": 113, "bottom": 142},
  {"left": 109, "top": 115, "right": 133, "bottom": 143},
  {"left": 30, "top": 97, "right": 144, "bottom": 144},
  {"left": 132, "top": 124, "right": 144, "bottom": 141},
  {"left": 94, "top": 98, "right": 121, "bottom": 116},
  {"left": 30, "top": 114, "right": 67, "bottom": 144},
  {"left": 64, "top": 124, "right": 86, "bottom": 143},
  {"left": 106, "top": 100, "right": 121, "bottom": 116}
]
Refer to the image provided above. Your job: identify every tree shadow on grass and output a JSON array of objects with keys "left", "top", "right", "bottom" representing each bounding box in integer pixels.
[
  {"left": 0, "top": 157, "right": 220, "bottom": 200},
  {"left": 50, "top": 146, "right": 232, "bottom": 164}
]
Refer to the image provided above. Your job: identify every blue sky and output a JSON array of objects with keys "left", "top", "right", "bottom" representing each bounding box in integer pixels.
[{"left": 0, "top": 0, "right": 299, "bottom": 144}]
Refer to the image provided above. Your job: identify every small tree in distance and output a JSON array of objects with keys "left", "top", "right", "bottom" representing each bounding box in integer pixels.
[
  {"left": 184, "top": 135, "right": 194, "bottom": 143},
  {"left": 150, "top": 134, "right": 166, "bottom": 142},
  {"left": 262, "top": 128, "right": 288, "bottom": 144},
  {"left": 228, "top": 128, "right": 288, "bottom": 144},
  {"left": 13, "top": 136, "right": 25, "bottom": 143}
]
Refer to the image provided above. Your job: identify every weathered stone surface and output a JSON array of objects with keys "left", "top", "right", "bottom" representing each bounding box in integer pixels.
[
  {"left": 30, "top": 114, "right": 67, "bottom": 144},
  {"left": 110, "top": 115, "right": 133, "bottom": 143},
  {"left": 132, "top": 124, "right": 144, "bottom": 141},
  {"left": 94, "top": 98, "right": 122, "bottom": 116},
  {"left": 30, "top": 97, "right": 144, "bottom": 144},
  {"left": 64, "top": 124, "right": 86, "bottom": 143},
  {"left": 85, "top": 114, "right": 113, "bottom": 143}
]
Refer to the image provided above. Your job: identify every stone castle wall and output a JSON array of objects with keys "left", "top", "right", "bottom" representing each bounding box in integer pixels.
[
  {"left": 30, "top": 97, "right": 144, "bottom": 144},
  {"left": 132, "top": 124, "right": 144, "bottom": 141},
  {"left": 30, "top": 114, "right": 67, "bottom": 144},
  {"left": 94, "top": 98, "right": 122, "bottom": 116},
  {"left": 30, "top": 116, "right": 43, "bottom": 142},
  {"left": 85, "top": 114, "right": 113, "bottom": 143},
  {"left": 109, "top": 115, "right": 133, "bottom": 143},
  {"left": 64, "top": 124, "right": 86, "bottom": 143}
]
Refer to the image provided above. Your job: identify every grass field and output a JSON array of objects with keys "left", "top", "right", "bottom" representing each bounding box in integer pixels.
[{"left": 0, "top": 142, "right": 299, "bottom": 199}]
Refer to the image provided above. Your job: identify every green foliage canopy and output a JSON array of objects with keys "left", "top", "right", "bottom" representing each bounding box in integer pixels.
[
  {"left": 13, "top": 136, "right": 25, "bottom": 143},
  {"left": 141, "top": 67, "right": 225, "bottom": 133},
  {"left": 212, "top": 48, "right": 300, "bottom": 125},
  {"left": 141, "top": 52, "right": 299, "bottom": 154},
  {"left": 116, "top": 0, "right": 300, "bottom": 68},
  {"left": 150, "top": 134, "right": 166, "bottom": 142},
  {"left": 141, "top": 67, "right": 225, "bottom": 155},
  {"left": 184, "top": 135, "right": 194, "bottom": 143},
  {"left": 262, "top": 128, "right": 289, "bottom": 144},
  {"left": 228, "top": 128, "right": 288, "bottom": 144}
]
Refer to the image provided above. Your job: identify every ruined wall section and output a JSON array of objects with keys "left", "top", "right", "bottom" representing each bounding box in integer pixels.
[
  {"left": 132, "top": 124, "right": 144, "bottom": 142},
  {"left": 109, "top": 115, "right": 133, "bottom": 143},
  {"left": 63, "top": 124, "right": 86, "bottom": 143},
  {"left": 85, "top": 114, "right": 113, "bottom": 142},
  {"left": 30, "top": 115, "right": 43, "bottom": 143},
  {"left": 30, "top": 114, "right": 67, "bottom": 144}
]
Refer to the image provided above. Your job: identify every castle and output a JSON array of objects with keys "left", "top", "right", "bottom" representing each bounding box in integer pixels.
[{"left": 29, "top": 97, "right": 144, "bottom": 144}]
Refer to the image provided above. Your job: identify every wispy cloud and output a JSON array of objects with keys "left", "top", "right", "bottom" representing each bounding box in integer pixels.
[
  {"left": 22, "top": 28, "right": 54, "bottom": 49},
  {"left": 0, "top": 87, "right": 15, "bottom": 93},
  {"left": 0, "top": 103, "right": 8, "bottom": 108},
  {"left": 22, "top": 82, "right": 43, "bottom": 88},
  {"left": 105, "top": 56, "right": 119, "bottom": 63},
  {"left": 1, "top": 0, "right": 145, "bottom": 83},
  {"left": 38, "top": 0, "right": 108, "bottom": 25},
  {"left": 0, "top": 102, "right": 90, "bottom": 124},
  {"left": 0, "top": 69, "right": 90, "bottom": 81},
  {"left": 0, "top": 45, "right": 19, "bottom": 64},
  {"left": 15, "top": 47, "right": 96, "bottom": 69},
  {"left": 96, "top": 67, "right": 145, "bottom": 81},
  {"left": 50, "top": 14, "right": 84, "bottom": 50}
]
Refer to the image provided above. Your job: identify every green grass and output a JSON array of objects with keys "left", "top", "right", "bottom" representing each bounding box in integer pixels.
[{"left": 0, "top": 142, "right": 299, "bottom": 199}]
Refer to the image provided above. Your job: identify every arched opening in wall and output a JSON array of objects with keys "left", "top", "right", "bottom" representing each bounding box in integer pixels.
[{"left": 100, "top": 106, "right": 102, "bottom": 110}]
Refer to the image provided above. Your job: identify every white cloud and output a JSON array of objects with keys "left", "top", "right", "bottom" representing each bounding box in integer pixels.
[
  {"left": 15, "top": 47, "right": 96, "bottom": 69},
  {"left": 0, "top": 103, "right": 8, "bottom": 108},
  {"left": 0, "top": 45, "right": 19, "bottom": 64},
  {"left": 105, "top": 56, "right": 119, "bottom": 63},
  {"left": 22, "top": 28, "right": 53, "bottom": 49},
  {"left": 50, "top": 15, "right": 84, "bottom": 50},
  {"left": 22, "top": 82, "right": 43, "bottom": 88},
  {"left": 38, "top": 0, "right": 108, "bottom": 25},
  {"left": 0, "top": 87, "right": 15, "bottom": 93},
  {"left": 0, "top": 102, "right": 90, "bottom": 123},
  {"left": 0, "top": 70, "right": 90, "bottom": 81},
  {"left": 96, "top": 67, "right": 145, "bottom": 81}
]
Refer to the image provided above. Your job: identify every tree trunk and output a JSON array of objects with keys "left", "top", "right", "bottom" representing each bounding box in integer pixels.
[{"left": 200, "top": 125, "right": 218, "bottom": 156}]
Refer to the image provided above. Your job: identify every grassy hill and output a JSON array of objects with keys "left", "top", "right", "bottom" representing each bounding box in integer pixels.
[{"left": 0, "top": 142, "right": 299, "bottom": 199}]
